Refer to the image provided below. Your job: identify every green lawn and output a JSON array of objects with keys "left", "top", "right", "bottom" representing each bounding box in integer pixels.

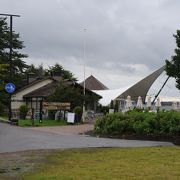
[
  {"left": 2, "top": 147, "right": 179, "bottom": 180},
  {"left": 18, "top": 119, "right": 67, "bottom": 127},
  {"left": 0, "top": 116, "right": 71, "bottom": 127},
  {"left": 0, "top": 116, "right": 72, "bottom": 127},
  {"left": 0, "top": 116, "right": 8, "bottom": 121}
]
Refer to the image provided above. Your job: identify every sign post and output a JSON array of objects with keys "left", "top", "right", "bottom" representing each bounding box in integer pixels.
[
  {"left": 5, "top": 83, "right": 16, "bottom": 94},
  {"left": 5, "top": 83, "right": 16, "bottom": 121}
]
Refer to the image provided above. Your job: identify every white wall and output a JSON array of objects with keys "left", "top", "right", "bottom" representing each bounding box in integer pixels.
[{"left": 11, "top": 79, "right": 53, "bottom": 109}]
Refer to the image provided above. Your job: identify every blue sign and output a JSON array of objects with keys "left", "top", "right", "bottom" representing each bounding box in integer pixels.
[{"left": 5, "top": 83, "right": 16, "bottom": 93}]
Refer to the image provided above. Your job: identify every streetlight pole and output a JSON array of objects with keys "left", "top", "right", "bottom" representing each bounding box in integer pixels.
[
  {"left": 0, "top": 14, "right": 20, "bottom": 121},
  {"left": 82, "top": 28, "right": 86, "bottom": 123}
]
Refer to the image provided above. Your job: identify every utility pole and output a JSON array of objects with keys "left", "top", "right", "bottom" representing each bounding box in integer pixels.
[{"left": 0, "top": 14, "right": 20, "bottom": 121}]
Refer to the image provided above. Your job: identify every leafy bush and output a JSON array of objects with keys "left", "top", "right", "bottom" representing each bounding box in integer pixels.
[
  {"left": 73, "top": 106, "right": 83, "bottom": 122},
  {"left": 19, "top": 105, "right": 28, "bottom": 119},
  {"left": 48, "top": 110, "right": 56, "bottom": 120},
  {"left": 94, "top": 110, "right": 180, "bottom": 136}
]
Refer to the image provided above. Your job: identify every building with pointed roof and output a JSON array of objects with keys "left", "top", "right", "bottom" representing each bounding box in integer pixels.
[
  {"left": 11, "top": 76, "right": 102, "bottom": 112},
  {"left": 80, "top": 75, "right": 109, "bottom": 90}
]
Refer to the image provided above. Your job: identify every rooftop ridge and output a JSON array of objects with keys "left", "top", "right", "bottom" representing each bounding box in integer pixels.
[{"left": 80, "top": 75, "right": 109, "bottom": 90}]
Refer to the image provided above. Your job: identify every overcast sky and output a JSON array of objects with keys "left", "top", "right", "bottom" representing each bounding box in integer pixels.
[{"left": 1, "top": 0, "right": 180, "bottom": 96}]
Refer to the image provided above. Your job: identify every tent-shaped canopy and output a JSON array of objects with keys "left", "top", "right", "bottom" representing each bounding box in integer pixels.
[{"left": 94, "top": 66, "right": 165, "bottom": 106}]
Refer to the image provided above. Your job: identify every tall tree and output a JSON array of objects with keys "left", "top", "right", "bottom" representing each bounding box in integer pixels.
[
  {"left": 46, "top": 63, "right": 77, "bottom": 81},
  {"left": 25, "top": 64, "right": 45, "bottom": 77},
  {"left": 0, "top": 17, "right": 28, "bottom": 85},
  {"left": 165, "top": 30, "right": 180, "bottom": 90},
  {"left": 47, "top": 81, "right": 100, "bottom": 110},
  {"left": 0, "top": 17, "right": 28, "bottom": 104},
  {"left": 0, "top": 64, "right": 8, "bottom": 89},
  {"left": 47, "top": 82, "right": 84, "bottom": 110}
]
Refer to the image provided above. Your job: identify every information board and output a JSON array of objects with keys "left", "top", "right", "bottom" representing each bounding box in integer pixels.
[{"left": 67, "top": 112, "right": 75, "bottom": 123}]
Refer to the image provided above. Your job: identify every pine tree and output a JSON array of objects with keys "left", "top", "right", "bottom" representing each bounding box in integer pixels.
[
  {"left": 165, "top": 30, "right": 180, "bottom": 90},
  {"left": 0, "top": 17, "right": 28, "bottom": 85},
  {"left": 0, "top": 17, "right": 28, "bottom": 104},
  {"left": 47, "top": 82, "right": 84, "bottom": 110},
  {"left": 47, "top": 63, "right": 77, "bottom": 81}
]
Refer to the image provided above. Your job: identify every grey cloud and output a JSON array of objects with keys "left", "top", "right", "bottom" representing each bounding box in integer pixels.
[{"left": 1, "top": 0, "right": 180, "bottom": 92}]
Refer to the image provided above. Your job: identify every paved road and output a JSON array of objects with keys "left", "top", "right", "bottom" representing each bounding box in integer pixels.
[
  {"left": 28, "top": 124, "right": 94, "bottom": 135},
  {"left": 0, "top": 123, "right": 174, "bottom": 153}
]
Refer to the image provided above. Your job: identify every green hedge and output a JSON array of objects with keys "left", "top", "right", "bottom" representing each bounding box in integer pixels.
[{"left": 94, "top": 110, "right": 180, "bottom": 136}]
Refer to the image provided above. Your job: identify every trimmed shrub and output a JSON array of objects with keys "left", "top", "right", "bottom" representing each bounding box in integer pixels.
[
  {"left": 73, "top": 106, "right": 83, "bottom": 122},
  {"left": 94, "top": 110, "right": 180, "bottom": 136},
  {"left": 19, "top": 105, "right": 28, "bottom": 119},
  {"left": 48, "top": 110, "right": 56, "bottom": 120}
]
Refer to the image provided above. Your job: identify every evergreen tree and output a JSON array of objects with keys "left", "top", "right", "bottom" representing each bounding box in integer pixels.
[
  {"left": 47, "top": 81, "right": 99, "bottom": 110},
  {"left": 165, "top": 30, "right": 180, "bottom": 90},
  {"left": 25, "top": 63, "right": 77, "bottom": 82},
  {"left": 0, "top": 64, "right": 8, "bottom": 89},
  {"left": 0, "top": 17, "right": 28, "bottom": 85},
  {"left": 0, "top": 17, "right": 28, "bottom": 104},
  {"left": 47, "top": 63, "right": 77, "bottom": 81},
  {"left": 25, "top": 64, "right": 45, "bottom": 78},
  {"left": 47, "top": 82, "right": 84, "bottom": 110}
]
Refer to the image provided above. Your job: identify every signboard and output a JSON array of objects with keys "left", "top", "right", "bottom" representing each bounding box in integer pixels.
[
  {"left": 109, "top": 109, "right": 114, "bottom": 114},
  {"left": 42, "top": 102, "right": 70, "bottom": 110},
  {"left": 67, "top": 112, "right": 75, "bottom": 123},
  {"left": 5, "top": 83, "right": 16, "bottom": 93}
]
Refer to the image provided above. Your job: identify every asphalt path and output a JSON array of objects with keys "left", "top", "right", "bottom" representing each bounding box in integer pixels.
[{"left": 0, "top": 123, "right": 174, "bottom": 153}]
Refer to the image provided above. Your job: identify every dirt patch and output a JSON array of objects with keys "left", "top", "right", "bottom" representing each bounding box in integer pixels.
[{"left": 0, "top": 149, "right": 53, "bottom": 179}]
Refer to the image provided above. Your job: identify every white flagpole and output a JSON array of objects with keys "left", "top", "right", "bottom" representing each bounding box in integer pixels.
[{"left": 83, "top": 28, "right": 86, "bottom": 123}]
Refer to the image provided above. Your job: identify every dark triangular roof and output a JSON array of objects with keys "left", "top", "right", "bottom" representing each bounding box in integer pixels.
[
  {"left": 23, "top": 80, "right": 102, "bottom": 99},
  {"left": 23, "top": 82, "right": 57, "bottom": 98},
  {"left": 14, "top": 76, "right": 63, "bottom": 94},
  {"left": 80, "top": 75, "right": 109, "bottom": 90}
]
